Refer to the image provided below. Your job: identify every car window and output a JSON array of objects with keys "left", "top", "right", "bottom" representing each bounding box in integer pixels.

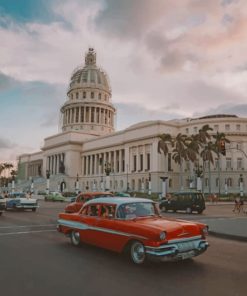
[
  {"left": 100, "top": 205, "right": 116, "bottom": 219},
  {"left": 117, "top": 202, "right": 156, "bottom": 219},
  {"left": 87, "top": 205, "right": 100, "bottom": 216}
]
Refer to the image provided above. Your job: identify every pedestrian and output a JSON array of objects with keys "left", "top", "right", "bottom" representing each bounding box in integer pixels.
[
  {"left": 233, "top": 196, "right": 240, "bottom": 213},
  {"left": 239, "top": 198, "right": 244, "bottom": 213}
]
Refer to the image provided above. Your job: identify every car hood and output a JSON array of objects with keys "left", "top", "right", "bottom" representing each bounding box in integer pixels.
[
  {"left": 133, "top": 217, "right": 203, "bottom": 240},
  {"left": 19, "top": 198, "right": 37, "bottom": 203}
]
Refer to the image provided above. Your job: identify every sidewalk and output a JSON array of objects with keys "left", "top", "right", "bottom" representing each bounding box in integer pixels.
[{"left": 202, "top": 203, "right": 247, "bottom": 242}]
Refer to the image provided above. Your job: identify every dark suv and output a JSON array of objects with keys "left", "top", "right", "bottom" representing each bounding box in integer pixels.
[{"left": 159, "top": 192, "right": 205, "bottom": 214}]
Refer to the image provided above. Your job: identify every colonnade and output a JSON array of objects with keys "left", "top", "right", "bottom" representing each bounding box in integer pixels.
[
  {"left": 82, "top": 145, "right": 152, "bottom": 177},
  {"left": 28, "top": 162, "right": 42, "bottom": 177},
  {"left": 47, "top": 153, "right": 65, "bottom": 175},
  {"left": 62, "top": 106, "right": 114, "bottom": 127},
  {"left": 82, "top": 149, "right": 125, "bottom": 176}
]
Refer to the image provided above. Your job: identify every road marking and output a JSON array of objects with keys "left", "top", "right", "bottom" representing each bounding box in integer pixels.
[
  {"left": 0, "top": 224, "right": 56, "bottom": 229},
  {"left": 0, "top": 229, "right": 57, "bottom": 236}
]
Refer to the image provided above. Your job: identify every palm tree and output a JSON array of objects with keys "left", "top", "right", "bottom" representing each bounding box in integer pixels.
[
  {"left": 158, "top": 133, "right": 173, "bottom": 156},
  {"left": 212, "top": 132, "right": 230, "bottom": 196},
  {"left": 0, "top": 164, "right": 4, "bottom": 176},
  {"left": 172, "top": 133, "right": 188, "bottom": 190},
  {"left": 198, "top": 124, "right": 213, "bottom": 144},
  {"left": 3, "top": 162, "right": 13, "bottom": 178}
]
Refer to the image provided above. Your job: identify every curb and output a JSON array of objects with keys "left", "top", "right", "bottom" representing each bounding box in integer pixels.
[{"left": 209, "top": 231, "right": 247, "bottom": 242}]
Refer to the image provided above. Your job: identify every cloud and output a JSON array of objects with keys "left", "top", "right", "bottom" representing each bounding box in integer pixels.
[
  {"left": 194, "top": 103, "right": 247, "bottom": 118},
  {"left": 0, "top": 0, "right": 247, "bottom": 163},
  {"left": 0, "top": 138, "right": 13, "bottom": 149}
]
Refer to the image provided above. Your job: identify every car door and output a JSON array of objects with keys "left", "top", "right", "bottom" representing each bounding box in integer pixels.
[
  {"left": 77, "top": 204, "right": 101, "bottom": 245},
  {"left": 94, "top": 204, "right": 128, "bottom": 252}
]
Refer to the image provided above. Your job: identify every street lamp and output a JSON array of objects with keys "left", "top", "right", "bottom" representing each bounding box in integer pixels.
[
  {"left": 31, "top": 178, "right": 34, "bottom": 193},
  {"left": 148, "top": 173, "right": 151, "bottom": 196},
  {"left": 126, "top": 164, "right": 130, "bottom": 192},
  {"left": 194, "top": 165, "right": 203, "bottom": 192},
  {"left": 104, "top": 162, "right": 111, "bottom": 191},
  {"left": 11, "top": 175, "right": 15, "bottom": 193},
  {"left": 75, "top": 174, "right": 79, "bottom": 194},
  {"left": 46, "top": 170, "right": 50, "bottom": 195},
  {"left": 160, "top": 177, "right": 168, "bottom": 198},
  {"left": 239, "top": 174, "right": 244, "bottom": 197}
]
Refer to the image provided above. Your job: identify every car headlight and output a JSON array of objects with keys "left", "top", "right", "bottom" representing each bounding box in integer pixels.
[
  {"left": 202, "top": 226, "right": 209, "bottom": 236},
  {"left": 159, "top": 231, "right": 166, "bottom": 240}
]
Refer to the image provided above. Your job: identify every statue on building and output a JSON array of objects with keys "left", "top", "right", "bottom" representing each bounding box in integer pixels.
[{"left": 59, "top": 160, "right": 65, "bottom": 174}]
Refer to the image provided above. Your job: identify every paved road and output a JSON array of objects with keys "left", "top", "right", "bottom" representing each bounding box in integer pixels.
[{"left": 0, "top": 201, "right": 246, "bottom": 296}]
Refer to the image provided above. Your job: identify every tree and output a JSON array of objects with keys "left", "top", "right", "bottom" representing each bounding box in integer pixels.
[
  {"left": 200, "top": 141, "right": 217, "bottom": 194},
  {"left": 172, "top": 133, "right": 188, "bottom": 190},
  {"left": 158, "top": 133, "right": 173, "bottom": 156}
]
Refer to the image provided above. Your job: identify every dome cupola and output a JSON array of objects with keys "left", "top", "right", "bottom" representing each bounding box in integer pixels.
[{"left": 60, "top": 48, "right": 116, "bottom": 136}]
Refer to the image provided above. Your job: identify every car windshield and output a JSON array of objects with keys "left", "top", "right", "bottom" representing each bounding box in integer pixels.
[{"left": 116, "top": 202, "right": 157, "bottom": 219}]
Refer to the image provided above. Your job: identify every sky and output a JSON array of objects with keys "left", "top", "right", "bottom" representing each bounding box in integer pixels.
[{"left": 1, "top": 0, "right": 247, "bottom": 163}]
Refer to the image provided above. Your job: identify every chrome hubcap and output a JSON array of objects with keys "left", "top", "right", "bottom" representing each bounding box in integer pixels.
[
  {"left": 131, "top": 242, "right": 145, "bottom": 264},
  {"left": 71, "top": 231, "right": 80, "bottom": 245}
]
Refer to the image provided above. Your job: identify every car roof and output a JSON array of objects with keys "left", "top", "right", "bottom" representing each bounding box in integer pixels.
[
  {"left": 78, "top": 191, "right": 113, "bottom": 196},
  {"left": 84, "top": 197, "right": 154, "bottom": 207}
]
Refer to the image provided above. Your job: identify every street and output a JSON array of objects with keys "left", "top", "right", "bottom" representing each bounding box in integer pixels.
[{"left": 0, "top": 201, "right": 246, "bottom": 296}]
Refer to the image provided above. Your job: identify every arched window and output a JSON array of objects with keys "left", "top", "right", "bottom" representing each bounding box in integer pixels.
[
  {"left": 98, "top": 93, "right": 101, "bottom": 100},
  {"left": 83, "top": 91, "right": 86, "bottom": 99},
  {"left": 91, "top": 92, "right": 94, "bottom": 99}
]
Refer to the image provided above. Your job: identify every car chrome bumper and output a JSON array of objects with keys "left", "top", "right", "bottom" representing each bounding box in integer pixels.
[
  {"left": 16, "top": 205, "right": 39, "bottom": 208},
  {"left": 145, "top": 237, "right": 209, "bottom": 261}
]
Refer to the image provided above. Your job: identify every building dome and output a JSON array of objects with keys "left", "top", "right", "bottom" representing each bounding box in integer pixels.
[
  {"left": 68, "top": 48, "right": 111, "bottom": 94},
  {"left": 60, "top": 48, "right": 116, "bottom": 136}
]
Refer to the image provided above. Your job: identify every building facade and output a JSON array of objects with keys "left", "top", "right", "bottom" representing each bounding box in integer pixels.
[{"left": 17, "top": 49, "right": 247, "bottom": 195}]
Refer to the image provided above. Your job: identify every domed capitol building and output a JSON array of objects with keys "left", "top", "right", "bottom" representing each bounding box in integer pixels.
[{"left": 17, "top": 48, "right": 247, "bottom": 195}]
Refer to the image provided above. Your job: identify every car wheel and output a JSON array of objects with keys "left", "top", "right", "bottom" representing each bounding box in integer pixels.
[
  {"left": 197, "top": 210, "right": 203, "bottom": 214},
  {"left": 130, "top": 241, "right": 146, "bottom": 265},
  {"left": 186, "top": 207, "right": 192, "bottom": 214},
  {"left": 32, "top": 208, "right": 36, "bottom": 212},
  {"left": 70, "top": 231, "right": 80, "bottom": 246},
  {"left": 0, "top": 212, "right": 2, "bottom": 216}
]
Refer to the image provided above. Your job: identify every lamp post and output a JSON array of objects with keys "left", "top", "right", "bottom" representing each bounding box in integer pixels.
[
  {"left": 31, "top": 178, "right": 34, "bottom": 194},
  {"left": 100, "top": 176, "right": 104, "bottom": 191},
  {"left": 104, "top": 162, "right": 111, "bottom": 191},
  {"left": 11, "top": 175, "right": 15, "bottom": 193},
  {"left": 148, "top": 173, "right": 151, "bottom": 196},
  {"left": 141, "top": 177, "right": 145, "bottom": 193},
  {"left": 126, "top": 164, "right": 130, "bottom": 192},
  {"left": 46, "top": 170, "right": 50, "bottom": 195},
  {"left": 75, "top": 174, "right": 79, "bottom": 194},
  {"left": 160, "top": 177, "right": 168, "bottom": 199},
  {"left": 195, "top": 165, "right": 203, "bottom": 192},
  {"left": 239, "top": 174, "right": 244, "bottom": 197},
  {"left": 93, "top": 179, "right": 96, "bottom": 192}
]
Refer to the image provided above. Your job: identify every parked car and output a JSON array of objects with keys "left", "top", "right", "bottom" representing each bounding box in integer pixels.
[
  {"left": 57, "top": 197, "right": 209, "bottom": 264},
  {"left": 159, "top": 192, "right": 206, "bottom": 214},
  {"left": 6, "top": 192, "right": 38, "bottom": 212},
  {"left": 45, "top": 192, "right": 65, "bottom": 202},
  {"left": 0, "top": 195, "right": 6, "bottom": 215},
  {"left": 115, "top": 192, "right": 131, "bottom": 197},
  {"left": 64, "top": 192, "right": 113, "bottom": 213}
]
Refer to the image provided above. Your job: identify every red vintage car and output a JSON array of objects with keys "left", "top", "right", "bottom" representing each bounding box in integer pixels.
[
  {"left": 64, "top": 192, "right": 113, "bottom": 213},
  {"left": 57, "top": 197, "right": 209, "bottom": 264}
]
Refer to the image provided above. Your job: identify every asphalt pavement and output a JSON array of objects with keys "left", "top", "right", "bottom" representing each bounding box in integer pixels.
[{"left": 201, "top": 202, "right": 247, "bottom": 242}]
